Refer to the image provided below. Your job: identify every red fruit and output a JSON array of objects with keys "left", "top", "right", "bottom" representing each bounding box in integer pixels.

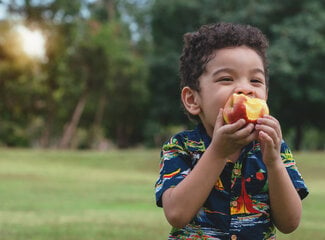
[{"left": 223, "top": 93, "right": 269, "bottom": 124}]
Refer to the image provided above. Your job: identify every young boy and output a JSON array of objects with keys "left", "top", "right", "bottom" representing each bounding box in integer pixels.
[{"left": 155, "top": 22, "right": 308, "bottom": 240}]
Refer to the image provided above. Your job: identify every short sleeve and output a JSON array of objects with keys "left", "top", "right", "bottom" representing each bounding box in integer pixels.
[
  {"left": 155, "top": 136, "right": 192, "bottom": 207},
  {"left": 281, "top": 141, "right": 309, "bottom": 200}
]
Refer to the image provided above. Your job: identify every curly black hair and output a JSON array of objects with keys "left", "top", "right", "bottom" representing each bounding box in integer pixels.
[{"left": 179, "top": 22, "right": 269, "bottom": 91}]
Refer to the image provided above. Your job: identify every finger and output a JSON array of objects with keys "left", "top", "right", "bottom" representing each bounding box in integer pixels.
[
  {"left": 262, "top": 114, "right": 277, "bottom": 121},
  {"left": 256, "top": 124, "right": 281, "bottom": 146},
  {"left": 215, "top": 108, "right": 225, "bottom": 129},
  {"left": 257, "top": 116, "right": 282, "bottom": 139},
  {"left": 258, "top": 130, "right": 274, "bottom": 147},
  {"left": 232, "top": 123, "right": 255, "bottom": 139},
  {"left": 257, "top": 115, "right": 279, "bottom": 127},
  {"left": 223, "top": 123, "right": 257, "bottom": 147},
  {"left": 239, "top": 128, "right": 258, "bottom": 145},
  {"left": 223, "top": 118, "right": 247, "bottom": 134}
]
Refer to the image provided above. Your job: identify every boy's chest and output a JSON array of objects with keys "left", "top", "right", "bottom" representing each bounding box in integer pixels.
[
  {"left": 207, "top": 155, "right": 270, "bottom": 217},
  {"left": 189, "top": 143, "right": 268, "bottom": 196},
  {"left": 218, "top": 159, "right": 268, "bottom": 195}
]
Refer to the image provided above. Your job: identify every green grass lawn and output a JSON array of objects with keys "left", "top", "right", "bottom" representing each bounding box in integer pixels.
[{"left": 0, "top": 149, "right": 323, "bottom": 240}]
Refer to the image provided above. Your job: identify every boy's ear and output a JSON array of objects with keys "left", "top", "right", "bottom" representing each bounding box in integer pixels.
[{"left": 181, "top": 87, "right": 201, "bottom": 115}]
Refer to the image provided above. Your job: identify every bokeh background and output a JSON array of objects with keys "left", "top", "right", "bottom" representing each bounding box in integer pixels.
[
  {"left": 0, "top": 0, "right": 324, "bottom": 239},
  {"left": 0, "top": 0, "right": 324, "bottom": 150}
]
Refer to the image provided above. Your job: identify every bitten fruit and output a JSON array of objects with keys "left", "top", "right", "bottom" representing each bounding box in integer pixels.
[{"left": 223, "top": 93, "right": 269, "bottom": 124}]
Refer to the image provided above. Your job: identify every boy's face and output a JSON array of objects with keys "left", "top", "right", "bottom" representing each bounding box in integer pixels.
[{"left": 189, "top": 46, "right": 268, "bottom": 136}]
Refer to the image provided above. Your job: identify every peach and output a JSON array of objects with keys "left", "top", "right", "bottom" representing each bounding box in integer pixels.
[{"left": 223, "top": 93, "right": 269, "bottom": 124}]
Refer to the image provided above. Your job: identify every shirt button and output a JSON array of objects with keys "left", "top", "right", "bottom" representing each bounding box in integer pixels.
[{"left": 231, "top": 234, "right": 237, "bottom": 240}]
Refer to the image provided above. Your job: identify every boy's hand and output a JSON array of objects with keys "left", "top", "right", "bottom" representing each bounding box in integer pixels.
[
  {"left": 211, "top": 109, "right": 257, "bottom": 159},
  {"left": 255, "top": 115, "right": 282, "bottom": 166}
]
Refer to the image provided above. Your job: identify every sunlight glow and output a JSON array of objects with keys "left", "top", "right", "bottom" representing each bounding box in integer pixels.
[{"left": 15, "top": 25, "right": 47, "bottom": 62}]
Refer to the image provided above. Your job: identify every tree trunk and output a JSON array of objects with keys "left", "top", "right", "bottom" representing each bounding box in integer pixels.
[
  {"left": 116, "top": 124, "right": 129, "bottom": 149},
  {"left": 59, "top": 90, "right": 89, "bottom": 149},
  {"left": 39, "top": 96, "right": 56, "bottom": 148},
  {"left": 39, "top": 116, "right": 52, "bottom": 147},
  {"left": 294, "top": 124, "right": 303, "bottom": 151},
  {"left": 105, "top": 0, "right": 115, "bottom": 20},
  {"left": 88, "top": 93, "right": 107, "bottom": 149}
]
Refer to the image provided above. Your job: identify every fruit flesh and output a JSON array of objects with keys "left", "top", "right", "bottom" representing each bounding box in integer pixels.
[{"left": 245, "top": 97, "right": 268, "bottom": 121}]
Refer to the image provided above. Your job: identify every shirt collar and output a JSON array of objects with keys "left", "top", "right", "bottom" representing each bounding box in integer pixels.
[{"left": 196, "top": 123, "right": 212, "bottom": 149}]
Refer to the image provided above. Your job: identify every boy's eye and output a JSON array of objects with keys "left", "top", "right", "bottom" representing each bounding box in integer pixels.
[
  {"left": 251, "top": 79, "right": 264, "bottom": 84},
  {"left": 218, "top": 77, "right": 232, "bottom": 82}
]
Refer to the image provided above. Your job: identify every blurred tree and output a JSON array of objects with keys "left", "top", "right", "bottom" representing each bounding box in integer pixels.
[
  {"left": 148, "top": 0, "right": 201, "bottom": 126},
  {"left": 148, "top": 0, "right": 325, "bottom": 149},
  {"left": 0, "top": 0, "right": 324, "bottom": 150},
  {"left": 267, "top": 0, "right": 325, "bottom": 150},
  {"left": 8, "top": 0, "right": 91, "bottom": 148},
  {"left": 74, "top": 0, "right": 149, "bottom": 149},
  {"left": 0, "top": 21, "right": 44, "bottom": 146},
  {"left": 0, "top": 0, "right": 149, "bottom": 149}
]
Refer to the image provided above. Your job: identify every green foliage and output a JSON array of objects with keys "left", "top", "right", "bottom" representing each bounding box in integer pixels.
[
  {"left": 0, "top": 0, "right": 324, "bottom": 149},
  {"left": 100, "top": 22, "right": 149, "bottom": 148},
  {"left": 148, "top": 0, "right": 203, "bottom": 125},
  {"left": 148, "top": 0, "right": 325, "bottom": 149},
  {"left": 0, "top": 0, "right": 150, "bottom": 148},
  {"left": 268, "top": 0, "right": 325, "bottom": 130}
]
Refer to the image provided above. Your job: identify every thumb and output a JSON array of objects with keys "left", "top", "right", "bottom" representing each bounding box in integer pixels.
[{"left": 215, "top": 108, "right": 225, "bottom": 129}]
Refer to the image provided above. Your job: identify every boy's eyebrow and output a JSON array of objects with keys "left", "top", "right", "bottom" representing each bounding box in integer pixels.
[
  {"left": 211, "top": 67, "right": 265, "bottom": 76},
  {"left": 250, "top": 68, "right": 265, "bottom": 75},
  {"left": 211, "top": 68, "right": 235, "bottom": 76}
]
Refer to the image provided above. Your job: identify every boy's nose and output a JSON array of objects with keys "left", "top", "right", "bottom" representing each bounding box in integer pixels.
[{"left": 234, "top": 87, "right": 254, "bottom": 96}]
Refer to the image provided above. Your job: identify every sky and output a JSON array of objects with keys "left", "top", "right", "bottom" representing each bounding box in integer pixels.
[
  {"left": 0, "top": 0, "right": 98, "bottom": 20},
  {"left": 0, "top": 3, "right": 7, "bottom": 19}
]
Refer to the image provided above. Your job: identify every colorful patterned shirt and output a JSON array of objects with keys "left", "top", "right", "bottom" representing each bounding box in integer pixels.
[{"left": 155, "top": 124, "right": 308, "bottom": 240}]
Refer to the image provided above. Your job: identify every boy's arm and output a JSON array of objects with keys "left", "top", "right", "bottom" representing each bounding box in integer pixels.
[
  {"left": 256, "top": 115, "right": 302, "bottom": 233},
  {"left": 266, "top": 159, "right": 302, "bottom": 233},
  {"left": 162, "top": 110, "right": 256, "bottom": 228},
  {"left": 162, "top": 144, "right": 227, "bottom": 228}
]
